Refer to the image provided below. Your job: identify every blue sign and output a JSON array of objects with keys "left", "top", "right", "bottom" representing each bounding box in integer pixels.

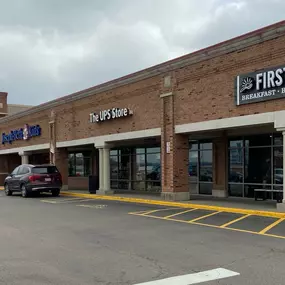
[{"left": 2, "top": 124, "right": 41, "bottom": 144}]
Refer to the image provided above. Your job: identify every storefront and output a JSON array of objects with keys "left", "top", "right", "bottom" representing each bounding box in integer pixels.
[{"left": 1, "top": 21, "right": 285, "bottom": 210}]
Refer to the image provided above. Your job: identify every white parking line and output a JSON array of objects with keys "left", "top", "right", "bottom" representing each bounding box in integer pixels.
[
  {"left": 133, "top": 268, "right": 240, "bottom": 285},
  {"left": 76, "top": 204, "right": 107, "bottom": 209}
]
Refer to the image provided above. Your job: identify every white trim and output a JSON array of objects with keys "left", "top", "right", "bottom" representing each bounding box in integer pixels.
[
  {"left": 57, "top": 128, "right": 161, "bottom": 148},
  {"left": 0, "top": 128, "right": 161, "bottom": 155},
  {"left": 0, "top": 143, "right": 49, "bottom": 155},
  {"left": 57, "top": 137, "right": 96, "bottom": 148},
  {"left": 236, "top": 75, "right": 240, "bottom": 105},
  {"left": 97, "top": 128, "right": 161, "bottom": 145},
  {"left": 175, "top": 111, "right": 285, "bottom": 134}
]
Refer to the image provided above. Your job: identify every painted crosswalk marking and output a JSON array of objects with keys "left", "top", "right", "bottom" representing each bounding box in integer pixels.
[{"left": 133, "top": 268, "right": 240, "bottom": 285}]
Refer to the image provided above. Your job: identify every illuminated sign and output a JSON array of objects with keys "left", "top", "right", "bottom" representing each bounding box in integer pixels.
[
  {"left": 2, "top": 124, "right": 41, "bottom": 144},
  {"left": 89, "top": 107, "right": 133, "bottom": 123}
]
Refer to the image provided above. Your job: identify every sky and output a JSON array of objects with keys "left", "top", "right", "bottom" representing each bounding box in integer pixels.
[{"left": 0, "top": 0, "right": 284, "bottom": 105}]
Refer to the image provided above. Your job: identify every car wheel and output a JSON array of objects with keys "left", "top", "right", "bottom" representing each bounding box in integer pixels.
[
  {"left": 4, "top": 184, "right": 12, "bottom": 196},
  {"left": 21, "top": 184, "right": 29, "bottom": 198},
  {"left": 51, "top": 189, "right": 60, "bottom": 197}
]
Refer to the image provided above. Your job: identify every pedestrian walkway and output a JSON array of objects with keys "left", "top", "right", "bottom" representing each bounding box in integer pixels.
[{"left": 61, "top": 190, "right": 285, "bottom": 218}]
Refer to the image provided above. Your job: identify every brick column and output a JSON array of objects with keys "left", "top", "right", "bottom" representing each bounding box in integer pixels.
[
  {"left": 160, "top": 75, "right": 189, "bottom": 201},
  {"left": 55, "top": 148, "right": 68, "bottom": 190},
  {"left": 212, "top": 133, "right": 228, "bottom": 197}
]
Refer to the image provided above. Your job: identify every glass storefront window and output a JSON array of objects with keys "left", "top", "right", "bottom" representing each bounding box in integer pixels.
[
  {"left": 110, "top": 155, "right": 119, "bottom": 179},
  {"left": 228, "top": 133, "right": 283, "bottom": 200},
  {"left": 229, "top": 148, "right": 243, "bottom": 183},
  {"left": 199, "top": 149, "right": 213, "bottom": 182},
  {"left": 274, "top": 147, "right": 283, "bottom": 185},
  {"left": 244, "top": 147, "right": 271, "bottom": 184},
  {"left": 274, "top": 134, "right": 283, "bottom": 146},
  {"left": 111, "top": 146, "right": 161, "bottom": 192},
  {"left": 244, "top": 134, "right": 271, "bottom": 147},
  {"left": 188, "top": 140, "right": 213, "bottom": 195},
  {"left": 68, "top": 152, "right": 92, "bottom": 177},
  {"left": 146, "top": 153, "right": 161, "bottom": 181},
  {"left": 228, "top": 184, "right": 243, "bottom": 197},
  {"left": 135, "top": 154, "right": 146, "bottom": 181}
]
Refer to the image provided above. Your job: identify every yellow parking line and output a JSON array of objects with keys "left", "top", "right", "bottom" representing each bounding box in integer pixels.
[
  {"left": 129, "top": 211, "right": 285, "bottom": 240},
  {"left": 128, "top": 210, "right": 153, "bottom": 215},
  {"left": 140, "top": 208, "right": 178, "bottom": 216},
  {"left": 259, "top": 218, "right": 285, "bottom": 234},
  {"left": 163, "top": 208, "right": 197, "bottom": 219},
  {"left": 188, "top": 211, "right": 221, "bottom": 223},
  {"left": 220, "top": 214, "right": 251, "bottom": 228}
]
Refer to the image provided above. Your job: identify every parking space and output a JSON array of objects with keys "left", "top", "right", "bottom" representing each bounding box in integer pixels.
[
  {"left": 7, "top": 192, "right": 285, "bottom": 240},
  {"left": 129, "top": 207, "right": 285, "bottom": 240}
]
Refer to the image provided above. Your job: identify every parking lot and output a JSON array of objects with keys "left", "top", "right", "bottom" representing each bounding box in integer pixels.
[
  {"left": 1, "top": 192, "right": 285, "bottom": 284},
  {"left": 39, "top": 194, "right": 285, "bottom": 240}
]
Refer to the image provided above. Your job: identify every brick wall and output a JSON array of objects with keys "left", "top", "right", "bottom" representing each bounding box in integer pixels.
[{"left": 174, "top": 36, "right": 285, "bottom": 125}]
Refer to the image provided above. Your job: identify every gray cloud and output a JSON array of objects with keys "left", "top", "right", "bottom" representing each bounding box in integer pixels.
[{"left": 0, "top": 0, "right": 284, "bottom": 104}]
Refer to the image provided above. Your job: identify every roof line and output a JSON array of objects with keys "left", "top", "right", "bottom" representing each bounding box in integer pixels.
[{"left": 1, "top": 20, "right": 285, "bottom": 124}]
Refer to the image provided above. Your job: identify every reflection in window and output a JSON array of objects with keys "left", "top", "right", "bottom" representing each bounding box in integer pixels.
[
  {"left": 68, "top": 152, "right": 91, "bottom": 177},
  {"left": 199, "top": 149, "right": 213, "bottom": 182},
  {"left": 110, "top": 147, "right": 161, "bottom": 192},
  {"left": 228, "top": 133, "right": 283, "bottom": 200},
  {"left": 188, "top": 141, "right": 213, "bottom": 195}
]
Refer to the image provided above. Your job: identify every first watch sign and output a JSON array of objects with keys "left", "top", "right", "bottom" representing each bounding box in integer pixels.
[{"left": 235, "top": 64, "right": 285, "bottom": 105}]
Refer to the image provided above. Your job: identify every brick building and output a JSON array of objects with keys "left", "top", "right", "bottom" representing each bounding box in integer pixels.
[{"left": 1, "top": 21, "right": 285, "bottom": 209}]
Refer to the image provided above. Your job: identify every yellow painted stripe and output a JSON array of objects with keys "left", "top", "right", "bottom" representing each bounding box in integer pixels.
[
  {"left": 60, "top": 191, "right": 285, "bottom": 218},
  {"left": 259, "top": 218, "right": 285, "bottom": 234},
  {"left": 220, "top": 214, "right": 251, "bottom": 228},
  {"left": 189, "top": 211, "right": 221, "bottom": 223},
  {"left": 129, "top": 212, "right": 285, "bottom": 240},
  {"left": 141, "top": 208, "right": 176, "bottom": 216},
  {"left": 163, "top": 208, "right": 197, "bottom": 219}
]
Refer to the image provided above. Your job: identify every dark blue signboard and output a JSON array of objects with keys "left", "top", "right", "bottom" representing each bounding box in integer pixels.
[{"left": 2, "top": 124, "right": 41, "bottom": 144}]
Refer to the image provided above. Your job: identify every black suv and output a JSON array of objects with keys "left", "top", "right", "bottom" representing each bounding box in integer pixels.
[{"left": 4, "top": 164, "right": 62, "bottom": 198}]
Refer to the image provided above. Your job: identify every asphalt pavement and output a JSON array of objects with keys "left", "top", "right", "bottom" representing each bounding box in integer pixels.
[{"left": 0, "top": 192, "right": 285, "bottom": 284}]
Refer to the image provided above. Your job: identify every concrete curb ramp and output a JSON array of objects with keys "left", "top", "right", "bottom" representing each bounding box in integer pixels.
[{"left": 60, "top": 191, "right": 285, "bottom": 219}]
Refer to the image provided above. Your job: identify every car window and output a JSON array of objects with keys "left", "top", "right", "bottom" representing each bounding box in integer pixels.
[
  {"left": 11, "top": 166, "right": 20, "bottom": 175},
  {"left": 18, "top": 166, "right": 27, "bottom": 175},
  {"left": 22, "top": 166, "right": 30, "bottom": 175},
  {"left": 32, "top": 166, "right": 59, "bottom": 174}
]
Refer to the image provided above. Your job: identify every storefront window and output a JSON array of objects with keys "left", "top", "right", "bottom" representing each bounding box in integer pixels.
[
  {"left": 110, "top": 146, "right": 161, "bottom": 192},
  {"left": 228, "top": 133, "right": 283, "bottom": 199},
  {"left": 188, "top": 141, "right": 213, "bottom": 195},
  {"left": 68, "top": 152, "right": 91, "bottom": 177}
]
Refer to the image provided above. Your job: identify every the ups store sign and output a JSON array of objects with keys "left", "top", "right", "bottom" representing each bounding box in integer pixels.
[{"left": 235, "top": 64, "right": 285, "bottom": 105}]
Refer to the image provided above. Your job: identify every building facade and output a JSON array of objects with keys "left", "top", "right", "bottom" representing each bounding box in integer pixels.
[{"left": 1, "top": 21, "right": 285, "bottom": 209}]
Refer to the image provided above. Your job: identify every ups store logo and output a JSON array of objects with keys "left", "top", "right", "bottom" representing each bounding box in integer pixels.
[
  {"left": 89, "top": 107, "right": 133, "bottom": 123},
  {"left": 235, "top": 65, "right": 285, "bottom": 105}
]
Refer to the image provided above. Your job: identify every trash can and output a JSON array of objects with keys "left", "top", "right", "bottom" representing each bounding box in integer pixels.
[{"left": 88, "top": 175, "right": 99, "bottom": 194}]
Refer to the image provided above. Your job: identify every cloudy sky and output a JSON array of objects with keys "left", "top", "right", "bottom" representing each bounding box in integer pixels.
[{"left": 0, "top": 0, "right": 284, "bottom": 105}]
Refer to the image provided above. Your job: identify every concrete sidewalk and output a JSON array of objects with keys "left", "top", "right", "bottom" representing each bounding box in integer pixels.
[{"left": 61, "top": 190, "right": 285, "bottom": 218}]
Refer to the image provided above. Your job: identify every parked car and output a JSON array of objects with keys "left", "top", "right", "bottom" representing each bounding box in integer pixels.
[{"left": 4, "top": 164, "right": 62, "bottom": 198}]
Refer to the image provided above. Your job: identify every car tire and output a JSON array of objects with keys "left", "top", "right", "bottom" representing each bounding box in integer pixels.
[
  {"left": 51, "top": 189, "right": 60, "bottom": 197},
  {"left": 4, "top": 184, "right": 12, "bottom": 196},
  {"left": 21, "top": 184, "right": 29, "bottom": 198}
]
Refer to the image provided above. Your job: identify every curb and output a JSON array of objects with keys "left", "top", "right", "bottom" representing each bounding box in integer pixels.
[{"left": 60, "top": 191, "right": 285, "bottom": 219}]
